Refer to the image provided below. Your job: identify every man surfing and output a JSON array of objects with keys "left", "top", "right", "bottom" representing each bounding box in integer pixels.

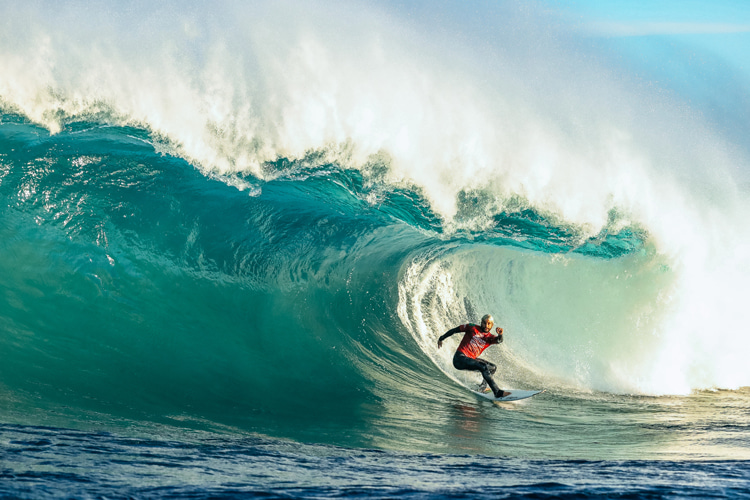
[{"left": 437, "top": 314, "right": 510, "bottom": 398}]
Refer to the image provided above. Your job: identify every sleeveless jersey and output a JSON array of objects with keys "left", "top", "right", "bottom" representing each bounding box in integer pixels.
[{"left": 456, "top": 324, "right": 497, "bottom": 359}]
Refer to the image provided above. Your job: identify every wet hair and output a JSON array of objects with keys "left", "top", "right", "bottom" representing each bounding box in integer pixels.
[{"left": 481, "top": 314, "right": 494, "bottom": 323}]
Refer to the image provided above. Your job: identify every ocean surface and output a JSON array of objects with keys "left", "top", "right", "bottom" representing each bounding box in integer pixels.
[{"left": 2, "top": 1, "right": 750, "bottom": 498}]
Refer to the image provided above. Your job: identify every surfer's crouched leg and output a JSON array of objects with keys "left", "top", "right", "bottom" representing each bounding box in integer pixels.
[{"left": 453, "top": 352, "right": 503, "bottom": 397}]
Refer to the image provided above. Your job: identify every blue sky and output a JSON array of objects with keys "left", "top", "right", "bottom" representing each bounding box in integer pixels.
[
  {"left": 553, "top": 1, "right": 750, "bottom": 168},
  {"left": 558, "top": 0, "right": 750, "bottom": 75}
]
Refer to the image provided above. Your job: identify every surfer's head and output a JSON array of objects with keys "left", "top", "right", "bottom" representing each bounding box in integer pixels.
[{"left": 480, "top": 314, "right": 494, "bottom": 332}]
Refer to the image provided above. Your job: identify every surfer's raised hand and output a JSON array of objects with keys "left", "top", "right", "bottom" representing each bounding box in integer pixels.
[{"left": 492, "top": 327, "right": 504, "bottom": 344}]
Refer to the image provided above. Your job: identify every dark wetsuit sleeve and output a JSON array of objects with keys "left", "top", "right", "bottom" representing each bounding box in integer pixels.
[{"left": 438, "top": 326, "right": 462, "bottom": 342}]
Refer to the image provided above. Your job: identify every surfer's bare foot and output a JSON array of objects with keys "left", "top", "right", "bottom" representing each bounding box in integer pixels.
[{"left": 494, "top": 390, "right": 511, "bottom": 398}]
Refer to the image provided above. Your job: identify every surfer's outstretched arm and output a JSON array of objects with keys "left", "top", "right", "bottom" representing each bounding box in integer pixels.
[{"left": 437, "top": 327, "right": 461, "bottom": 348}]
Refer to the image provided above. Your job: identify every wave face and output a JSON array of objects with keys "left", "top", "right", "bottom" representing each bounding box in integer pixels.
[{"left": 1, "top": 1, "right": 750, "bottom": 451}]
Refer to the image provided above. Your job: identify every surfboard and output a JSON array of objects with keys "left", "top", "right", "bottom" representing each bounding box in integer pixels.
[{"left": 472, "top": 388, "right": 544, "bottom": 402}]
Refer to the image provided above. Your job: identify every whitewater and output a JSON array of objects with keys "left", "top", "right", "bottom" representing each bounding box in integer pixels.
[{"left": 1, "top": 1, "right": 750, "bottom": 498}]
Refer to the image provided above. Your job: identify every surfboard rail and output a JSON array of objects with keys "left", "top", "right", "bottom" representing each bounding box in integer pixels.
[{"left": 472, "top": 389, "right": 545, "bottom": 402}]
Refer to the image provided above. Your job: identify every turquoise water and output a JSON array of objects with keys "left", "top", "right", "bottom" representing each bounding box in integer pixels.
[
  {"left": 1, "top": 118, "right": 749, "bottom": 500},
  {"left": 2, "top": 1, "right": 750, "bottom": 497},
  {"left": 1, "top": 117, "right": 749, "bottom": 463}
]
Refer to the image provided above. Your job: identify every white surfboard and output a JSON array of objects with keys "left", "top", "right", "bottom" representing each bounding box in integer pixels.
[{"left": 472, "top": 388, "right": 544, "bottom": 402}]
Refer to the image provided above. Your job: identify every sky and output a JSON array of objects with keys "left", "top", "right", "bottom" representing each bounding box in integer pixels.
[
  {"left": 549, "top": 0, "right": 750, "bottom": 179},
  {"left": 558, "top": 0, "right": 750, "bottom": 73}
]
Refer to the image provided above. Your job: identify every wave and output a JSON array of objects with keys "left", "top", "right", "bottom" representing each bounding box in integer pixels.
[{"left": 1, "top": 1, "right": 750, "bottom": 442}]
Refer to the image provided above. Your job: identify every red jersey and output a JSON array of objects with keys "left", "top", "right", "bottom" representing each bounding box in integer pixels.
[{"left": 456, "top": 324, "right": 497, "bottom": 359}]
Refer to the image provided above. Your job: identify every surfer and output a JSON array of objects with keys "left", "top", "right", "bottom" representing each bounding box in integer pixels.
[{"left": 437, "top": 314, "right": 510, "bottom": 398}]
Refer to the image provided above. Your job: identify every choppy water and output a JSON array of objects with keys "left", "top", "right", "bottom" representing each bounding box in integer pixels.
[
  {"left": 4, "top": 423, "right": 750, "bottom": 499},
  {"left": 2, "top": 1, "right": 750, "bottom": 498}
]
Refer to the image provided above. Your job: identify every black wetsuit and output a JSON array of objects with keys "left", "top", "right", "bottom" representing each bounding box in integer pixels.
[
  {"left": 439, "top": 324, "right": 504, "bottom": 397},
  {"left": 453, "top": 351, "right": 500, "bottom": 394}
]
